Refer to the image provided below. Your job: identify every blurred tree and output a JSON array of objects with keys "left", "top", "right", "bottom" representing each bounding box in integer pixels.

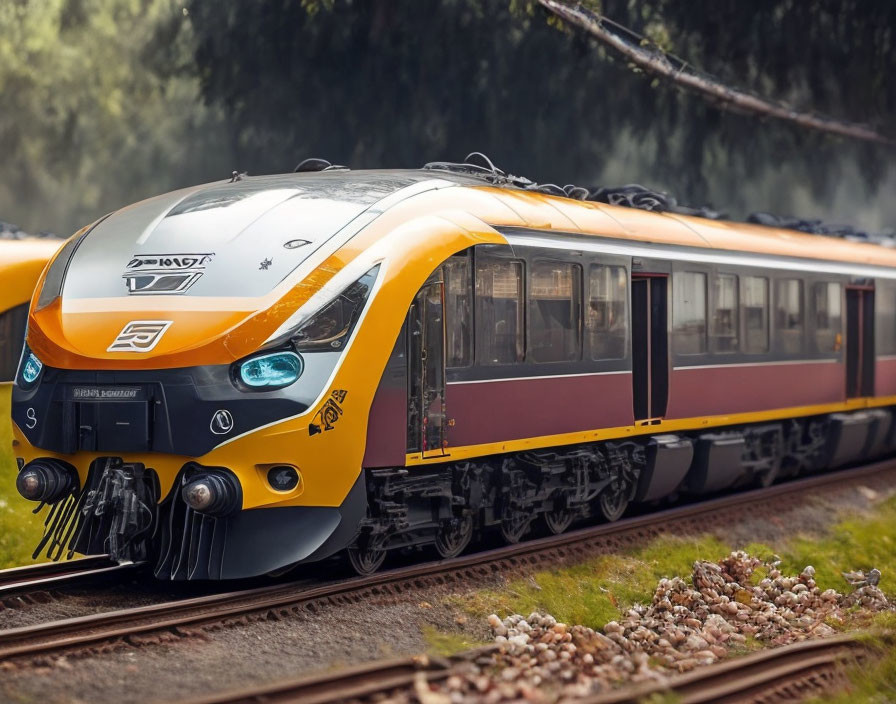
[
  {"left": 1, "top": 1, "right": 893, "bottom": 234},
  {"left": 0, "top": 0, "right": 230, "bottom": 235},
  {"left": 181, "top": 0, "right": 895, "bottom": 225}
]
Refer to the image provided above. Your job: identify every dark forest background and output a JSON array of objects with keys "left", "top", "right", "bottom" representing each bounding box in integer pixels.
[{"left": 1, "top": 0, "right": 894, "bottom": 236}]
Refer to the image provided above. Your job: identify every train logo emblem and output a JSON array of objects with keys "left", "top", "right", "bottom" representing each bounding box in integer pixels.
[
  {"left": 107, "top": 321, "right": 172, "bottom": 352},
  {"left": 123, "top": 253, "right": 213, "bottom": 295},
  {"left": 309, "top": 389, "right": 347, "bottom": 435},
  {"left": 210, "top": 409, "right": 234, "bottom": 435}
]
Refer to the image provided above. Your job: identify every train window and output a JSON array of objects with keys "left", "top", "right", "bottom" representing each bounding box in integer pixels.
[
  {"left": 742, "top": 276, "right": 769, "bottom": 353},
  {"left": 528, "top": 261, "right": 582, "bottom": 363},
  {"left": 443, "top": 256, "right": 472, "bottom": 367},
  {"left": 587, "top": 264, "right": 627, "bottom": 360},
  {"left": 475, "top": 258, "right": 525, "bottom": 364},
  {"left": 877, "top": 284, "right": 896, "bottom": 355},
  {"left": 775, "top": 278, "right": 804, "bottom": 354},
  {"left": 813, "top": 282, "right": 842, "bottom": 354},
  {"left": 711, "top": 274, "right": 739, "bottom": 353},
  {"left": 672, "top": 272, "right": 707, "bottom": 354}
]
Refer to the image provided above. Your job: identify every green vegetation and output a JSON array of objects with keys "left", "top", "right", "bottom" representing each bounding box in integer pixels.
[
  {"left": 427, "top": 497, "right": 896, "bottom": 697},
  {"left": 0, "top": 385, "right": 45, "bottom": 569},
  {"left": 779, "top": 507, "right": 896, "bottom": 595},
  {"left": 455, "top": 497, "right": 896, "bottom": 633},
  {"left": 809, "top": 614, "right": 896, "bottom": 703},
  {"left": 458, "top": 535, "right": 734, "bottom": 630},
  {"left": 0, "top": 0, "right": 229, "bottom": 235},
  {"left": 2, "top": 2, "right": 894, "bottom": 236},
  {"left": 423, "top": 626, "right": 489, "bottom": 656}
]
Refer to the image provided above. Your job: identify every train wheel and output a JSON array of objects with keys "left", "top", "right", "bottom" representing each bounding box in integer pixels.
[
  {"left": 347, "top": 535, "right": 387, "bottom": 576},
  {"left": 543, "top": 507, "right": 574, "bottom": 535},
  {"left": 597, "top": 486, "right": 628, "bottom": 522},
  {"left": 435, "top": 514, "right": 474, "bottom": 558},
  {"left": 500, "top": 512, "right": 530, "bottom": 544}
]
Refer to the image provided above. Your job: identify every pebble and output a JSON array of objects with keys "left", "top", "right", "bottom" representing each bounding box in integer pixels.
[{"left": 395, "top": 552, "right": 892, "bottom": 704}]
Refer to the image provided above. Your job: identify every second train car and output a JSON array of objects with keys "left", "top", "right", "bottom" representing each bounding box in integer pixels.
[
  {"left": 10, "top": 161, "right": 896, "bottom": 578},
  {"left": 0, "top": 234, "right": 62, "bottom": 383}
]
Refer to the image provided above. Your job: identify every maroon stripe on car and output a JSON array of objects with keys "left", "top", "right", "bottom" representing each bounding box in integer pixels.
[
  {"left": 445, "top": 372, "right": 634, "bottom": 447},
  {"left": 876, "top": 358, "right": 896, "bottom": 397},
  {"left": 666, "top": 361, "right": 844, "bottom": 418}
]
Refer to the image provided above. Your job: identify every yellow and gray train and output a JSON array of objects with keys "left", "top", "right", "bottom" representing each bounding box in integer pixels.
[
  {"left": 0, "top": 235, "right": 61, "bottom": 382},
  {"left": 10, "top": 160, "right": 896, "bottom": 579}
]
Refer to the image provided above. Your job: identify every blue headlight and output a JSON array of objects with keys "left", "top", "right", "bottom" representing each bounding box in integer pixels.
[
  {"left": 239, "top": 351, "right": 303, "bottom": 389},
  {"left": 21, "top": 352, "right": 43, "bottom": 385}
]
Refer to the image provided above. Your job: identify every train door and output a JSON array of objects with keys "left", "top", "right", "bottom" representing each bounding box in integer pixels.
[
  {"left": 631, "top": 275, "right": 669, "bottom": 421},
  {"left": 407, "top": 274, "right": 448, "bottom": 457},
  {"left": 845, "top": 286, "right": 874, "bottom": 397}
]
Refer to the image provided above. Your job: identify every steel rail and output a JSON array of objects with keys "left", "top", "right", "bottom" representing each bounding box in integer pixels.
[
  {"left": 0, "top": 459, "right": 893, "bottom": 663},
  {"left": 583, "top": 633, "right": 870, "bottom": 704},
  {"left": 180, "top": 649, "right": 494, "bottom": 704},
  {"left": 0, "top": 555, "right": 113, "bottom": 588},
  {"left": 0, "top": 555, "right": 140, "bottom": 602},
  {"left": 181, "top": 635, "right": 871, "bottom": 704}
]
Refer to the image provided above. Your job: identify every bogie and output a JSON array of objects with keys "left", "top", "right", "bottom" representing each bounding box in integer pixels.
[{"left": 347, "top": 406, "right": 893, "bottom": 575}]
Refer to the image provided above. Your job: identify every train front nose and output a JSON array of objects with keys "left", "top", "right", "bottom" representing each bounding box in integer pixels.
[{"left": 16, "top": 459, "right": 78, "bottom": 503}]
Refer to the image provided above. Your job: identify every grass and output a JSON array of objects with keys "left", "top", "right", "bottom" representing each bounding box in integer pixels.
[
  {"left": 431, "top": 495, "right": 896, "bottom": 699},
  {"left": 422, "top": 626, "right": 489, "bottom": 656},
  {"left": 457, "top": 535, "right": 735, "bottom": 630},
  {"left": 0, "top": 385, "right": 45, "bottom": 569},
  {"left": 778, "top": 505, "right": 896, "bottom": 595},
  {"left": 452, "top": 495, "right": 896, "bottom": 637},
  {"left": 427, "top": 496, "right": 896, "bottom": 699},
  {"left": 808, "top": 613, "right": 896, "bottom": 703}
]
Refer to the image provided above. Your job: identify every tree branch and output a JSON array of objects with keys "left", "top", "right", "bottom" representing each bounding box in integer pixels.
[{"left": 539, "top": 0, "right": 895, "bottom": 147}]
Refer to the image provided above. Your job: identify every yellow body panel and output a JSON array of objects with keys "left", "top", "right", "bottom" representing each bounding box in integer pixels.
[{"left": 0, "top": 239, "right": 62, "bottom": 314}]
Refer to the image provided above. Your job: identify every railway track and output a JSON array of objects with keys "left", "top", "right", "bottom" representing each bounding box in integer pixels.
[
  {"left": 0, "top": 555, "right": 140, "bottom": 604},
  {"left": 181, "top": 648, "right": 496, "bottom": 704},
  {"left": 180, "top": 634, "right": 873, "bottom": 704},
  {"left": 585, "top": 634, "right": 871, "bottom": 704},
  {"left": 0, "top": 459, "right": 894, "bottom": 666}
]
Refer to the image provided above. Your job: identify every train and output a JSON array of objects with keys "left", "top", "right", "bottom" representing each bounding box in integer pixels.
[
  {"left": 0, "top": 235, "right": 63, "bottom": 383},
  {"left": 9, "top": 156, "right": 896, "bottom": 579}
]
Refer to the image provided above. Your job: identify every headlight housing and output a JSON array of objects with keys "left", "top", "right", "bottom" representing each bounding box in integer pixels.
[
  {"left": 233, "top": 265, "right": 380, "bottom": 394},
  {"left": 264, "top": 265, "right": 380, "bottom": 350},
  {"left": 21, "top": 351, "right": 43, "bottom": 384},
  {"left": 17, "top": 344, "right": 43, "bottom": 388},
  {"left": 237, "top": 351, "right": 304, "bottom": 389}
]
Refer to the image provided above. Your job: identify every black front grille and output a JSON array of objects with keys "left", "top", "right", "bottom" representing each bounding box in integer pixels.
[
  {"left": 154, "top": 497, "right": 228, "bottom": 580},
  {"left": 34, "top": 459, "right": 160, "bottom": 563}
]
